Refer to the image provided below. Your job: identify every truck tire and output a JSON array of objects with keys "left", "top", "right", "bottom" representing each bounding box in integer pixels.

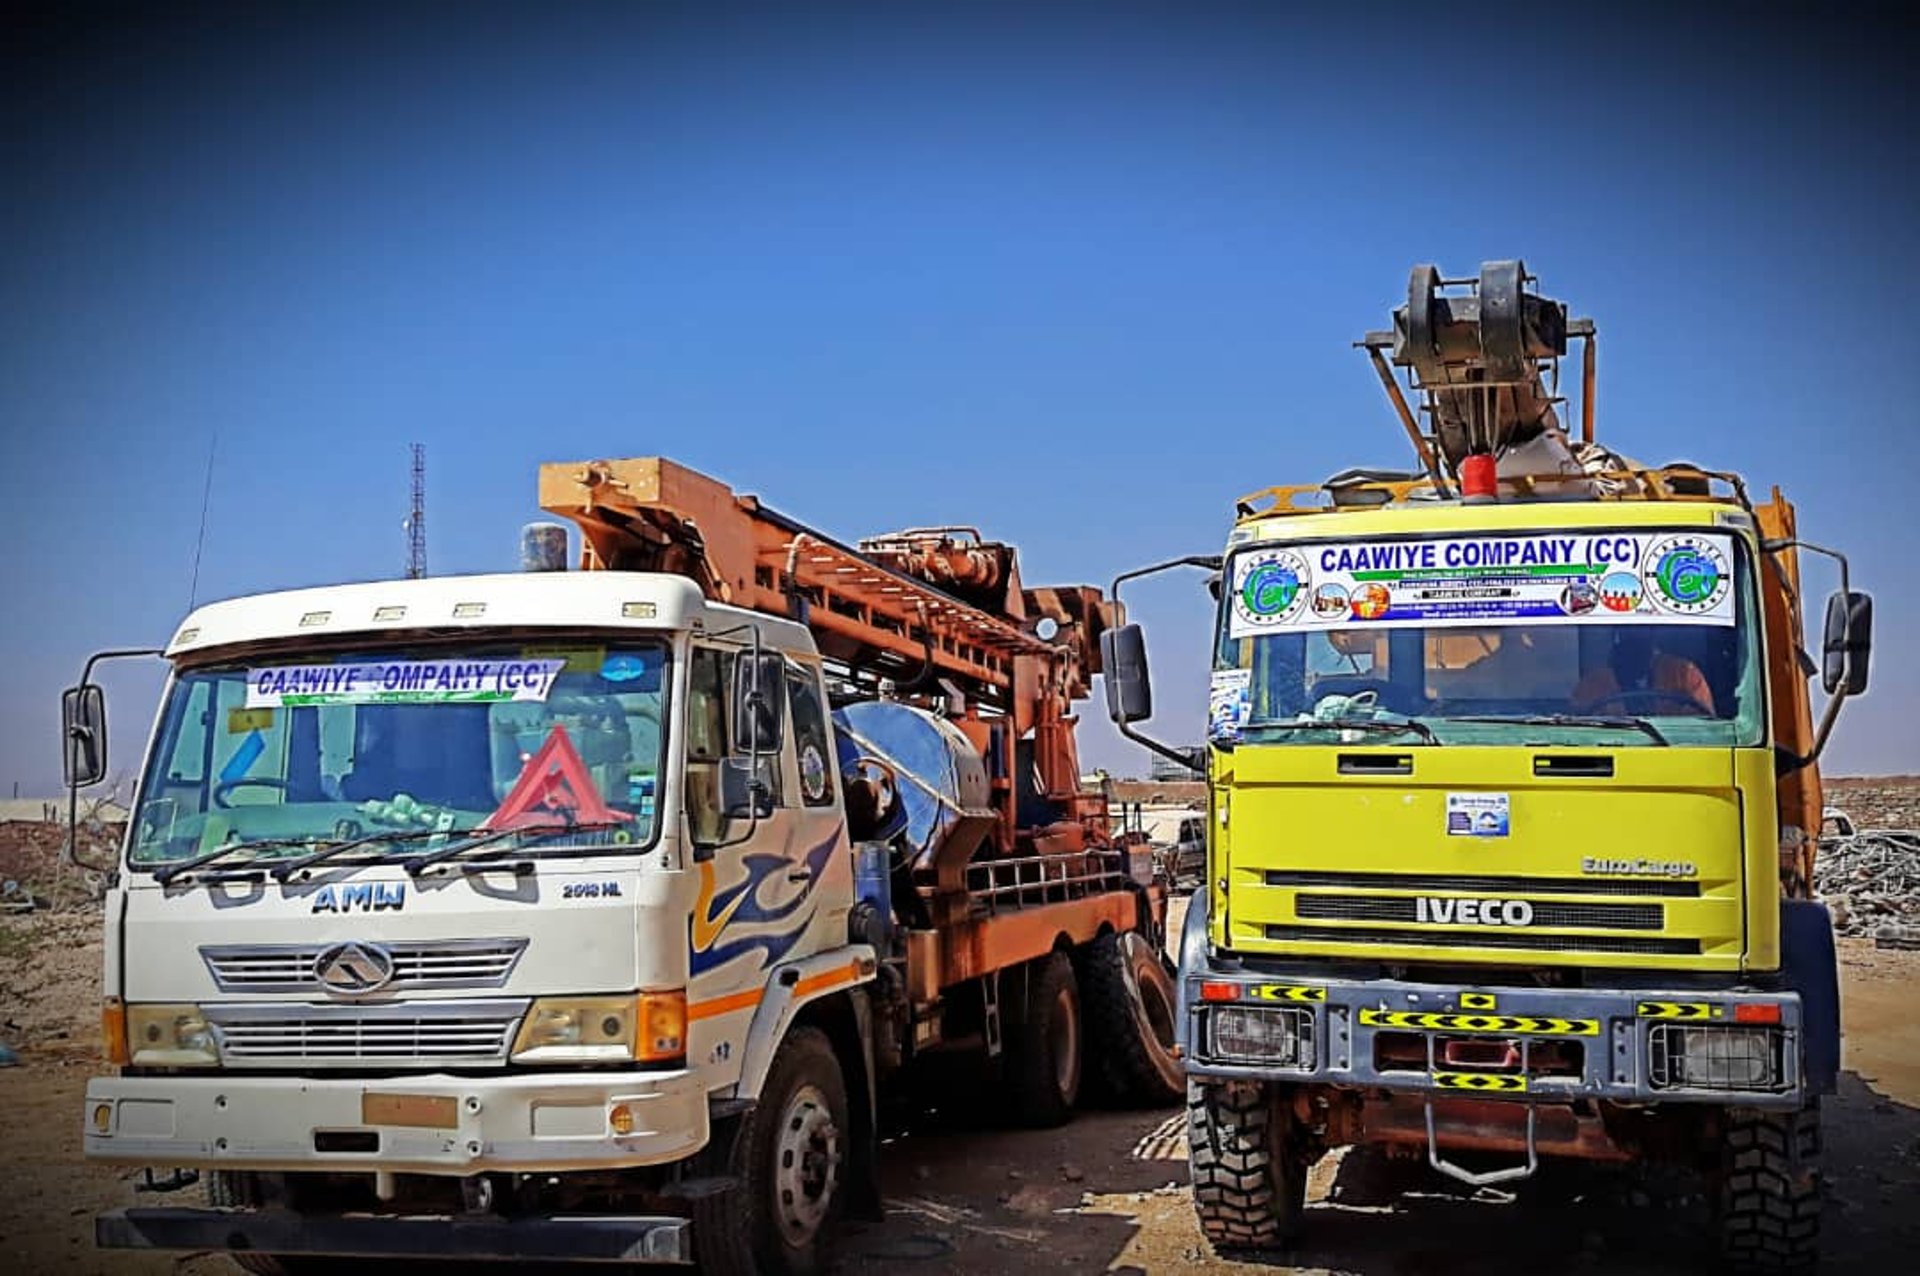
[
  {"left": 1718, "top": 1106, "right": 1821, "bottom": 1273},
  {"left": 694, "top": 1026, "right": 849, "bottom": 1276},
  {"left": 1007, "top": 951, "right": 1083, "bottom": 1128},
  {"left": 1187, "top": 1078, "right": 1306, "bottom": 1251},
  {"left": 204, "top": 1172, "right": 304, "bottom": 1276},
  {"left": 1080, "top": 931, "right": 1182, "bottom": 1107}
]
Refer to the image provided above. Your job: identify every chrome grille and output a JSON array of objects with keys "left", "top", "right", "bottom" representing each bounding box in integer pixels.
[
  {"left": 205, "top": 1000, "right": 528, "bottom": 1067},
  {"left": 1265, "top": 924, "right": 1698, "bottom": 956},
  {"left": 201, "top": 939, "right": 528, "bottom": 994},
  {"left": 1294, "top": 895, "right": 1664, "bottom": 931}
]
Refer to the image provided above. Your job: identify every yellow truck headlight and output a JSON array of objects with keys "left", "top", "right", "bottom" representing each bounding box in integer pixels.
[
  {"left": 125, "top": 1003, "right": 220, "bottom": 1066},
  {"left": 511, "top": 992, "right": 686, "bottom": 1065}
]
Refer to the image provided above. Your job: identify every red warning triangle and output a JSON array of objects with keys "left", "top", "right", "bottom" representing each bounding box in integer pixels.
[{"left": 483, "top": 725, "right": 625, "bottom": 831}]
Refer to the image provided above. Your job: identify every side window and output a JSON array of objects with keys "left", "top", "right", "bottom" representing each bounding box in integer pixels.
[
  {"left": 787, "top": 661, "right": 835, "bottom": 808},
  {"left": 685, "top": 646, "right": 730, "bottom": 845}
]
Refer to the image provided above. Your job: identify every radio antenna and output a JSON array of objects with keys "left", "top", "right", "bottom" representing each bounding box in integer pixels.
[{"left": 187, "top": 431, "right": 217, "bottom": 608}]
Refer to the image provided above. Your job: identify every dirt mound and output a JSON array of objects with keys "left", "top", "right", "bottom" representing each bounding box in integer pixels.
[{"left": 0, "top": 820, "right": 123, "bottom": 905}]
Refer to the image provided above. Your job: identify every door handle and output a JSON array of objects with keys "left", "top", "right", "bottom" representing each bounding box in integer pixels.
[{"left": 787, "top": 869, "right": 813, "bottom": 883}]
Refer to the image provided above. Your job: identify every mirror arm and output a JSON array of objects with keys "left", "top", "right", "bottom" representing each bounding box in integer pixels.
[
  {"left": 1108, "top": 555, "right": 1225, "bottom": 613},
  {"left": 64, "top": 647, "right": 165, "bottom": 876},
  {"left": 1114, "top": 721, "right": 1206, "bottom": 775}
]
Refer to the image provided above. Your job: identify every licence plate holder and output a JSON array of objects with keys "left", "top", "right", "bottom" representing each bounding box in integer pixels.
[{"left": 361, "top": 1092, "right": 458, "bottom": 1130}]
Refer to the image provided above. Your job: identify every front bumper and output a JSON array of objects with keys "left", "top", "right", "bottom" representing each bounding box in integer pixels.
[
  {"left": 97, "top": 1206, "right": 691, "bottom": 1264},
  {"left": 84, "top": 1068, "right": 710, "bottom": 1174},
  {"left": 1181, "top": 969, "right": 1805, "bottom": 1108}
]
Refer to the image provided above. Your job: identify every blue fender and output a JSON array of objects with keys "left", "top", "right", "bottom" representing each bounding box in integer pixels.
[
  {"left": 1173, "top": 890, "right": 1212, "bottom": 1054},
  {"left": 1781, "top": 898, "right": 1841, "bottom": 1096}
]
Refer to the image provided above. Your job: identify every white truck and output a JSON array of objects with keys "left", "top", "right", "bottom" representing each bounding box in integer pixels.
[{"left": 66, "top": 457, "right": 1181, "bottom": 1273}]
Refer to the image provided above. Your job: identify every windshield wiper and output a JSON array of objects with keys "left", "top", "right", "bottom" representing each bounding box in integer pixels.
[
  {"left": 270, "top": 827, "right": 458, "bottom": 883},
  {"left": 402, "top": 819, "right": 634, "bottom": 879},
  {"left": 1446, "top": 714, "right": 1670, "bottom": 746},
  {"left": 152, "top": 838, "right": 290, "bottom": 886},
  {"left": 1245, "top": 717, "right": 1440, "bottom": 745}
]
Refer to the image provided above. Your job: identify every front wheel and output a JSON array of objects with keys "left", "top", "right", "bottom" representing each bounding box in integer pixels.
[
  {"left": 694, "top": 1026, "right": 849, "bottom": 1275},
  {"left": 1717, "top": 1106, "right": 1821, "bottom": 1273},
  {"left": 1187, "top": 1079, "right": 1308, "bottom": 1252}
]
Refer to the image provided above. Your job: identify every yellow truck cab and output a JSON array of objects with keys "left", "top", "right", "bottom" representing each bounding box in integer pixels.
[{"left": 1102, "top": 262, "right": 1872, "bottom": 1274}]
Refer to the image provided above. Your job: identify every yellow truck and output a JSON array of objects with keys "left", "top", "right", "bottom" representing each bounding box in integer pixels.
[{"left": 1101, "top": 262, "right": 1872, "bottom": 1273}]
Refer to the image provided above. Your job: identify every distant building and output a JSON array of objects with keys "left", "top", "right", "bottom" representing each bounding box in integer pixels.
[{"left": 1149, "top": 752, "right": 1198, "bottom": 782}]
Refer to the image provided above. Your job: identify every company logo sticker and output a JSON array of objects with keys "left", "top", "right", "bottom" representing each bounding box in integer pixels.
[
  {"left": 1644, "top": 534, "right": 1730, "bottom": 616},
  {"left": 1229, "top": 549, "right": 1311, "bottom": 635}
]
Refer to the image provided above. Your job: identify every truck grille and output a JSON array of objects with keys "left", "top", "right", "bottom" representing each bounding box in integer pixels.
[
  {"left": 1265, "top": 924, "right": 1698, "bottom": 956},
  {"left": 1294, "top": 895, "right": 1664, "bottom": 931},
  {"left": 205, "top": 1000, "right": 528, "bottom": 1067},
  {"left": 1265, "top": 870, "right": 1700, "bottom": 898},
  {"left": 200, "top": 939, "right": 528, "bottom": 994}
]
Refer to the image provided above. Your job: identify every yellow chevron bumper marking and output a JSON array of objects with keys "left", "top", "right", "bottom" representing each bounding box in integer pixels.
[
  {"left": 1247, "top": 984, "right": 1326, "bottom": 1003},
  {"left": 1459, "top": 992, "right": 1498, "bottom": 1010},
  {"left": 1433, "top": 1071, "right": 1529, "bottom": 1093},
  {"left": 1636, "top": 1001, "right": 1724, "bottom": 1021},
  {"left": 1358, "top": 1009, "right": 1600, "bottom": 1036}
]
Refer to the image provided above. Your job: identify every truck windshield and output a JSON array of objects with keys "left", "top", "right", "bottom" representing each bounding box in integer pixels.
[
  {"left": 128, "top": 642, "right": 668, "bottom": 867},
  {"left": 1211, "top": 529, "right": 1764, "bottom": 748}
]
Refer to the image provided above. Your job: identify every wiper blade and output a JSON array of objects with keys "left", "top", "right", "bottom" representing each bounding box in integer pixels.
[
  {"left": 1446, "top": 714, "right": 1670, "bottom": 745},
  {"left": 1247, "top": 717, "right": 1439, "bottom": 745},
  {"left": 401, "top": 820, "right": 633, "bottom": 879},
  {"left": 270, "top": 827, "right": 455, "bottom": 883},
  {"left": 153, "top": 839, "right": 278, "bottom": 886}
]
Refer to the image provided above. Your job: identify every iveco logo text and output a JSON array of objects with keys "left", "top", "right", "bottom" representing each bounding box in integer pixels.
[
  {"left": 1415, "top": 897, "right": 1534, "bottom": 926},
  {"left": 313, "top": 941, "right": 396, "bottom": 994},
  {"left": 1582, "top": 857, "right": 1698, "bottom": 879}
]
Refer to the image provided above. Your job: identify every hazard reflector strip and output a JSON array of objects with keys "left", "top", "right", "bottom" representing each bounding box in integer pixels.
[
  {"left": 1247, "top": 984, "right": 1326, "bottom": 1003},
  {"left": 1459, "top": 992, "right": 1498, "bottom": 1010},
  {"left": 1358, "top": 1009, "right": 1600, "bottom": 1036},
  {"left": 1636, "top": 1001, "right": 1725, "bottom": 1021},
  {"left": 1433, "top": 1071, "right": 1528, "bottom": 1093}
]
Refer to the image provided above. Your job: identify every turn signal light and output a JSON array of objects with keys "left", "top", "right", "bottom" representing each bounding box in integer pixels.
[
  {"left": 102, "top": 998, "right": 128, "bottom": 1067},
  {"left": 635, "top": 990, "right": 687, "bottom": 1064}
]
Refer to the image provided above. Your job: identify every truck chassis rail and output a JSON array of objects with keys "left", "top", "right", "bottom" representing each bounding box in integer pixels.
[{"left": 96, "top": 1206, "right": 692, "bottom": 1266}]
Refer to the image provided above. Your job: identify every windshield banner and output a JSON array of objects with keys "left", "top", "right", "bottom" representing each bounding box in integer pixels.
[
  {"left": 245, "top": 659, "right": 565, "bottom": 707},
  {"left": 1227, "top": 531, "right": 1736, "bottom": 637}
]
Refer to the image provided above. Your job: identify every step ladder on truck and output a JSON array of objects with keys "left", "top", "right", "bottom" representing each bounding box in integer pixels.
[
  {"left": 64, "top": 456, "right": 1183, "bottom": 1274},
  {"left": 1100, "top": 262, "right": 1871, "bottom": 1273}
]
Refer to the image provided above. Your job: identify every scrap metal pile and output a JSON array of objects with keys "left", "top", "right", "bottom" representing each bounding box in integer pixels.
[{"left": 1817, "top": 823, "right": 1920, "bottom": 947}]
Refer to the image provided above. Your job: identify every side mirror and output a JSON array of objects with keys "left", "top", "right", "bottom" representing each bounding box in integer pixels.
[
  {"left": 1821, "top": 590, "right": 1872, "bottom": 696},
  {"left": 1100, "top": 623, "right": 1153, "bottom": 725},
  {"left": 732, "top": 652, "right": 787, "bottom": 754},
  {"left": 62, "top": 684, "right": 107, "bottom": 789},
  {"left": 719, "top": 757, "right": 775, "bottom": 820}
]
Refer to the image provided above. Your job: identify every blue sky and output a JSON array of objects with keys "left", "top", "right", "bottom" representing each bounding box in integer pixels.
[{"left": 3, "top": 2, "right": 1915, "bottom": 795}]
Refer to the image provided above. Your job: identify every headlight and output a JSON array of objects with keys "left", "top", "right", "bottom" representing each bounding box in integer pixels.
[
  {"left": 1209, "top": 1006, "right": 1313, "bottom": 1068},
  {"left": 125, "top": 1003, "right": 220, "bottom": 1066},
  {"left": 512, "top": 992, "right": 686, "bottom": 1065}
]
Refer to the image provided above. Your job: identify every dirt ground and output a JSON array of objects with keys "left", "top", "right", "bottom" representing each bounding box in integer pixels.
[{"left": 3, "top": 903, "right": 1918, "bottom": 1274}]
